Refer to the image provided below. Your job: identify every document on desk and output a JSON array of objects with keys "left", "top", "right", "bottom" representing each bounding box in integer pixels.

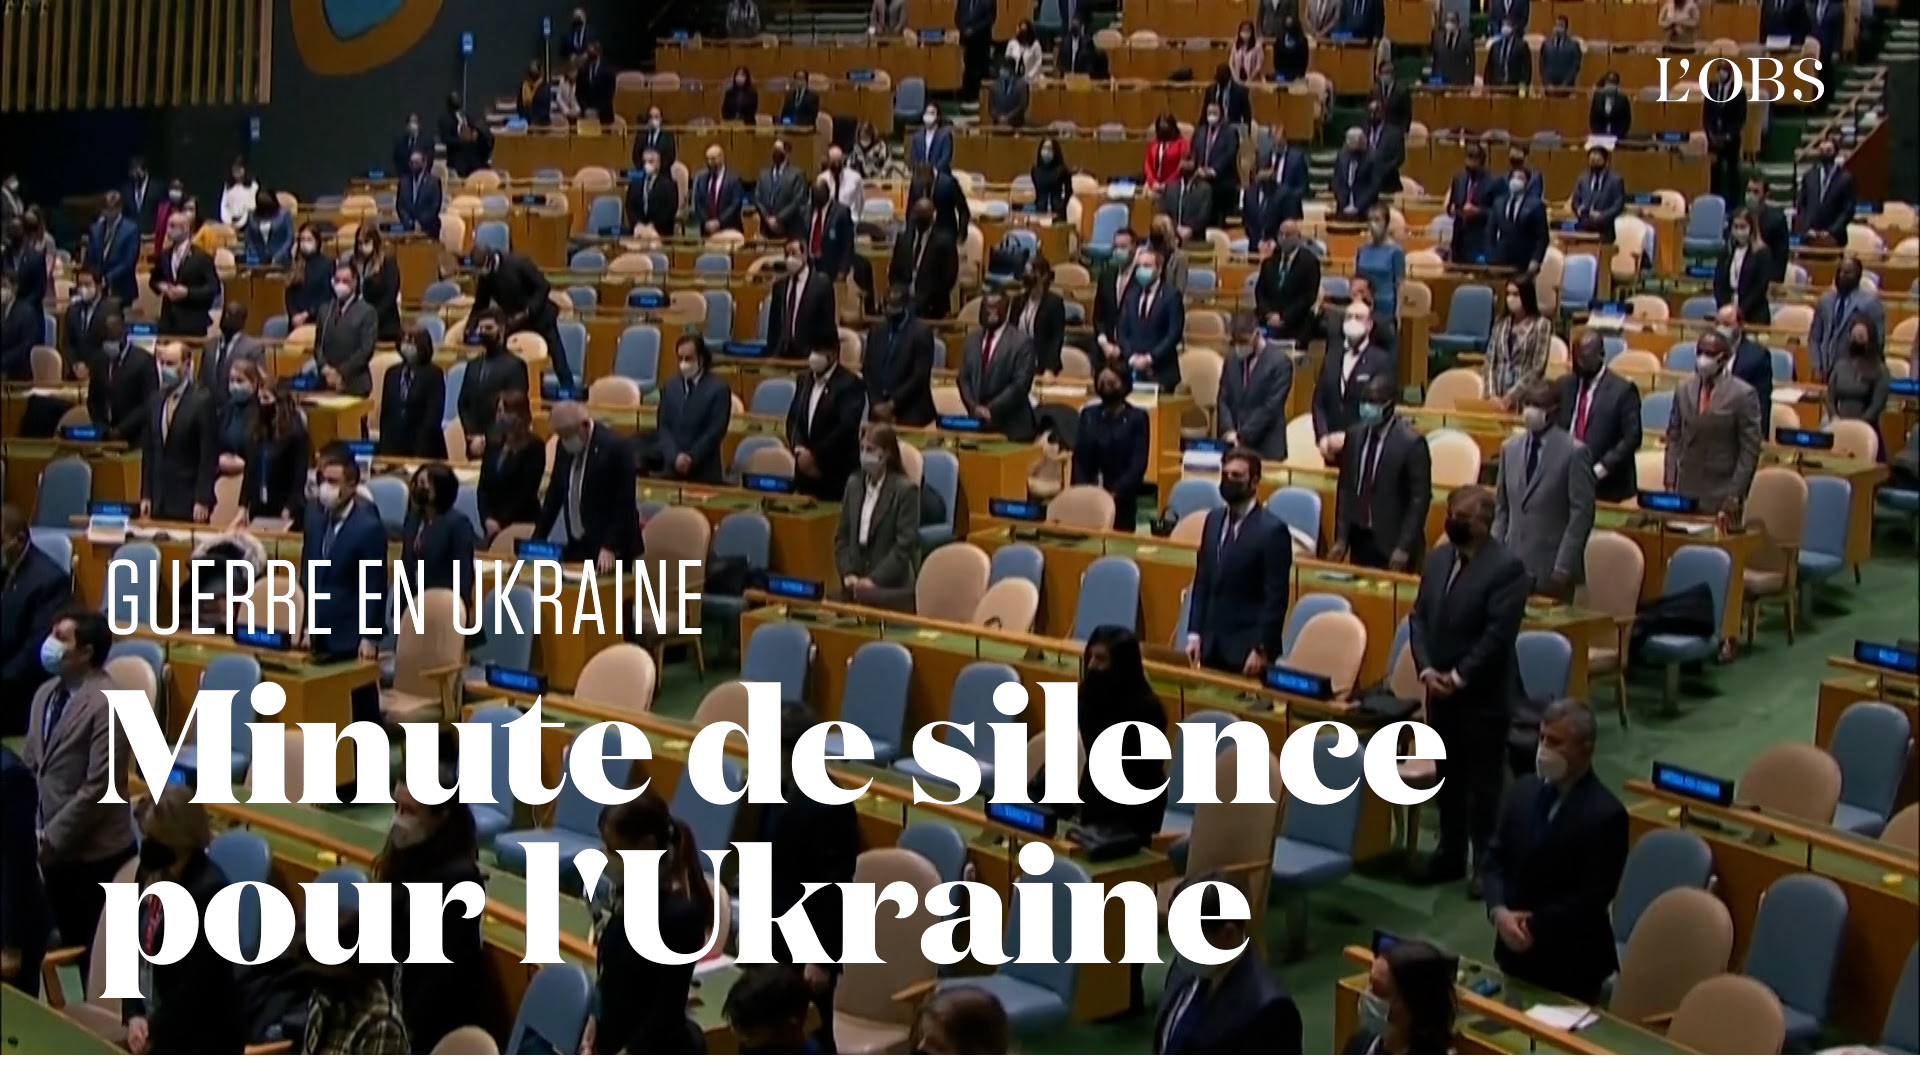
[
  {"left": 1771, "top": 387, "right": 1807, "bottom": 404},
  {"left": 1663, "top": 521, "right": 1715, "bottom": 537},
  {"left": 303, "top": 394, "right": 364, "bottom": 408},
  {"left": 1523, "top": 1004, "right": 1599, "bottom": 1032}
]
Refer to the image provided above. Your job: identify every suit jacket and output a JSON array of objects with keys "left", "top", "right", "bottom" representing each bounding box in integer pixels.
[
  {"left": 120, "top": 852, "right": 247, "bottom": 1053},
  {"left": 1808, "top": 288, "right": 1886, "bottom": 380},
  {"left": 1589, "top": 88, "right": 1633, "bottom": 138},
  {"left": 1430, "top": 28, "right": 1475, "bottom": 84},
  {"left": 1539, "top": 35, "right": 1583, "bottom": 86},
  {"left": 240, "top": 421, "right": 310, "bottom": 522},
  {"left": 1487, "top": 0, "right": 1531, "bottom": 32},
  {"left": 1372, "top": 77, "right": 1413, "bottom": 129},
  {"left": 60, "top": 294, "right": 121, "bottom": 375},
  {"left": 1335, "top": 416, "right": 1433, "bottom": 559},
  {"left": 958, "top": 324, "right": 1038, "bottom": 441},
  {"left": 1201, "top": 80, "right": 1252, "bottom": 127},
  {"left": 1312, "top": 343, "right": 1396, "bottom": 438},
  {"left": 1572, "top": 169, "right": 1626, "bottom": 243},
  {"left": 537, "top": 423, "right": 641, "bottom": 559},
  {"left": 1071, "top": 402, "right": 1151, "bottom": 528},
  {"left": 1446, "top": 169, "right": 1503, "bottom": 264},
  {"left": 759, "top": 788, "right": 859, "bottom": 963},
  {"left": 1663, "top": 373, "right": 1762, "bottom": 507},
  {"left": 1490, "top": 194, "right": 1549, "bottom": 272},
  {"left": 149, "top": 244, "right": 219, "bottom": 338},
  {"left": 1014, "top": 290, "right": 1066, "bottom": 375},
  {"left": 0, "top": 746, "right": 50, "bottom": 973},
  {"left": 455, "top": 351, "right": 530, "bottom": 444},
  {"left": 395, "top": 172, "right": 445, "bottom": 239},
  {"left": 1189, "top": 120, "right": 1241, "bottom": 187},
  {"left": 199, "top": 330, "right": 265, "bottom": 391},
  {"left": 23, "top": 669, "right": 137, "bottom": 864},
  {"left": 593, "top": 889, "right": 704, "bottom": 1055},
  {"left": 1714, "top": 244, "right": 1775, "bottom": 327},
  {"left": 768, "top": 269, "right": 839, "bottom": 359},
  {"left": 142, "top": 386, "right": 220, "bottom": 520},
  {"left": 656, "top": 372, "right": 732, "bottom": 484},
  {"left": 989, "top": 77, "right": 1030, "bottom": 126},
  {"left": 1249, "top": 143, "right": 1306, "bottom": 231},
  {"left": 123, "top": 178, "right": 161, "bottom": 234},
  {"left": 1152, "top": 957, "right": 1304, "bottom": 1054},
  {"left": 1115, "top": 281, "right": 1185, "bottom": 390},
  {"left": 691, "top": 168, "right": 747, "bottom": 232},
  {"left": 753, "top": 163, "right": 809, "bottom": 239},
  {"left": 84, "top": 215, "right": 142, "bottom": 304},
  {"left": 1409, "top": 538, "right": 1530, "bottom": 730},
  {"left": 316, "top": 297, "right": 379, "bottom": 396},
  {"left": 888, "top": 224, "right": 959, "bottom": 321},
  {"left": 863, "top": 315, "right": 937, "bottom": 427},
  {"left": 632, "top": 126, "right": 678, "bottom": 172},
  {"left": 392, "top": 129, "right": 434, "bottom": 177},
  {"left": 476, "top": 438, "right": 546, "bottom": 528},
  {"left": 1483, "top": 36, "right": 1533, "bottom": 87},
  {"left": 908, "top": 127, "right": 954, "bottom": 172},
  {"left": 1189, "top": 506, "right": 1292, "bottom": 669},
  {"left": 88, "top": 345, "right": 158, "bottom": 443},
  {"left": 400, "top": 510, "right": 478, "bottom": 592},
  {"left": 908, "top": 171, "right": 970, "bottom": 237},
  {"left": 1216, "top": 343, "right": 1294, "bottom": 460},
  {"left": 1492, "top": 427, "right": 1596, "bottom": 588},
  {"left": 0, "top": 545, "right": 72, "bottom": 736},
  {"left": 1795, "top": 163, "right": 1856, "bottom": 237},
  {"left": 1729, "top": 336, "right": 1775, "bottom": 435},
  {"left": 1093, "top": 262, "right": 1126, "bottom": 341},
  {"left": 802, "top": 201, "right": 856, "bottom": 278},
  {"left": 0, "top": 300, "right": 39, "bottom": 380},
  {"left": 1703, "top": 94, "right": 1747, "bottom": 150},
  {"left": 834, "top": 471, "right": 921, "bottom": 588},
  {"left": 1159, "top": 178, "right": 1213, "bottom": 238},
  {"left": 1364, "top": 123, "right": 1405, "bottom": 196},
  {"left": 1482, "top": 771, "right": 1629, "bottom": 997},
  {"left": 1254, "top": 246, "right": 1320, "bottom": 344},
  {"left": 1749, "top": 204, "right": 1791, "bottom": 281},
  {"left": 625, "top": 170, "right": 680, "bottom": 236},
  {"left": 1555, "top": 372, "right": 1642, "bottom": 502},
  {"left": 778, "top": 87, "right": 820, "bottom": 126},
  {"left": 376, "top": 362, "right": 450, "bottom": 460},
  {"left": 473, "top": 253, "right": 556, "bottom": 327},
  {"left": 240, "top": 212, "right": 294, "bottom": 266},
  {"left": 1331, "top": 147, "right": 1375, "bottom": 216}
]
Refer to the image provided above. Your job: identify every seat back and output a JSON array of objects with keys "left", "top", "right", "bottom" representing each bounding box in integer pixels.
[
  {"left": 573, "top": 643, "right": 658, "bottom": 714},
  {"left": 432, "top": 1026, "right": 500, "bottom": 1054},
  {"left": 1265, "top": 487, "right": 1322, "bottom": 550},
  {"left": 1801, "top": 475, "right": 1851, "bottom": 559},
  {"left": 1070, "top": 555, "right": 1140, "bottom": 639},
  {"left": 1046, "top": 484, "right": 1116, "bottom": 528},
  {"left": 1829, "top": 702, "right": 1913, "bottom": 824},
  {"left": 1282, "top": 593, "right": 1352, "bottom": 656},
  {"left": 835, "top": 849, "right": 942, "bottom": 1026},
  {"left": 741, "top": 621, "right": 813, "bottom": 703},
  {"left": 987, "top": 542, "right": 1044, "bottom": 586},
  {"left": 1883, "top": 944, "right": 1920, "bottom": 1053},
  {"left": 915, "top": 543, "right": 991, "bottom": 622},
  {"left": 1742, "top": 467, "right": 1809, "bottom": 574},
  {"left": 971, "top": 578, "right": 1040, "bottom": 633},
  {"left": 1667, "top": 974, "right": 1785, "bottom": 1054},
  {"left": 1883, "top": 803, "right": 1920, "bottom": 853},
  {"left": 1513, "top": 630, "right": 1572, "bottom": 701},
  {"left": 941, "top": 662, "right": 1021, "bottom": 764},
  {"left": 1739, "top": 742, "right": 1843, "bottom": 823},
  {"left": 1278, "top": 733, "right": 1366, "bottom": 852},
  {"left": 1609, "top": 886, "right": 1735, "bottom": 1022},
  {"left": 104, "top": 541, "right": 163, "bottom": 629},
  {"left": 1659, "top": 545, "right": 1732, "bottom": 626},
  {"left": 1280, "top": 611, "right": 1367, "bottom": 697},
  {"left": 997, "top": 858, "right": 1092, "bottom": 1003},
  {"left": 207, "top": 830, "right": 271, "bottom": 954},
  {"left": 669, "top": 757, "right": 743, "bottom": 858},
  {"left": 391, "top": 588, "right": 466, "bottom": 701},
  {"left": 198, "top": 653, "right": 261, "bottom": 771},
  {"left": 1611, "top": 828, "right": 1714, "bottom": 948},
  {"left": 1166, "top": 477, "right": 1226, "bottom": 520},
  {"left": 469, "top": 586, "right": 537, "bottom": 673},
  {"left": 838, "top": 642, "right": 913, "bottom": 755},
  {"left": 506, "top": 964, "right": 593, "bottom": 1054},
  {"left": 897, "top": 822, "right": 969, "bottom": 883},
  {"left": 1742, "top": 872, "right": 1848, "bottom": 1024}
]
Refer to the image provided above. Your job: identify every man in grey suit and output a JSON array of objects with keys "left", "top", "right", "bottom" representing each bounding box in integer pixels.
[
  {"left": 23, "top": 609, "right": 136, "bottom": 973},
  {"left": 198, "top": 301, "right": 266, "bottom": 391},
  {"left": 1807, "top": 257, "right": 1886, "bottom": 380},
  {"left": 1571, "top": 146, "right": 1626, "bottom": 243},
  {"left": 834, "top": 426, "right": 922, "bottom": 612},
  {"left": 1217, "top": 321, "right": 1294, "bottom": 461},
  {"left": 1493, "top": 381, "right": 1596, "bottom": 597},
  {"left": 752, "top": 138, "right": 809, "bottom": 242},
  {"left": 958, "top": 292, "right": 1038, "bottom": 442},
  {"left": 1664, "top": 331, "right": 1762, "bottom": 520},
  {"left": 315, "top": 262, "right": 378, "bottom": 396},
  {"left": 1159, "top": 160, "right": 1213, "bottom": 243}
]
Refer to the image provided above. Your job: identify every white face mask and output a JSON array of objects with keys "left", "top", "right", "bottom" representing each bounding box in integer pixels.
[
  {"left": 807, "top": 353, "right": 831, "bottom": 374},
  {"left": 678, "top": 359, "right": 698, "bottom": 379},
  {"left": 1343, "top": 318, "right": 1367, "bottom": 344},
  {"left": 1507, "top": 296, "right": 1525, "bottom": 315},
  {"left": 1522, "top": 405, "right": 1549, "bottom": 432},
  {"left": 332, "top": 281, "right": 353, "bottom": 299},
  {"left": 1357, "top": 992, "right": 1391, "bottom": 1034},
  {"left": 1695, "top": 354, "right": 1722, "bottom": 378},
  {"left": 389, "top": 812, "right": 432, "bottom": 849},
  {"left": 316, "top": 482, "right": 342, "bottom": 509},
  {"left": 1535, "top": 745, "right": 1569, "bottom": 784},
  {"left": 924, "top": 111, "right": 938, "bottom": 126}
]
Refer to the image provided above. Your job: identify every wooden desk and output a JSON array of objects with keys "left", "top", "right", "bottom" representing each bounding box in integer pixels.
[
  {"left": 1329, "top": 945, "right": 1689, "bottom": 1054},
  {"left": 0, "top": 984, "right": 123, "bottom": 1055},
  {"left": 153, "top": 639, "right": 381, "bottom": 788},
  {"left": 656, "top": 37, "right": 964, "bottom": 93},
  {"left": 1623, "top": 780, "right": 1920, "bottom": 1041},
  {"left": 2, "top": 440, "right": 141, "bottom": 514},
  {"left": 1815, "top": 658, "right": 1920, "bottom": 814},
  {"left": 1, "top": 384, "right": 87, "bottom": 439},
  {"left": 966, "top": 523, "right": 1606, "bottom": 696},
  {"left": 737, "top": 595, "right": 1403, "bottom": 866},
  {"left": 634, "top": 477, "right": 840, "bottom": 584},
  {"left": 895, "top": 429, "right": 1043, "bottom": 532}
]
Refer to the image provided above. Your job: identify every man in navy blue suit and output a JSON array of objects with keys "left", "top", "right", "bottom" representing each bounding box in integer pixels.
[
  {"left": 83, "top": 191, "right": 142, "bottom": 307},
  {"left": 395, "top": 149, "right": 444, "bottom": 241},
  {"left": 657, "top": 335, "right": 732, "bottom": 485},
  {"left": 1490, "top": 165, "right": 1549, "bottom": 276},
  {"left": 301, "top": 445, "right": 388, "bottom": 666},
  {"left": 1185, "top": 448, "right": 1292, "bottom": 677},
  {"left": 1113, "top": 246, "right": 1185, "bottom": 391}
]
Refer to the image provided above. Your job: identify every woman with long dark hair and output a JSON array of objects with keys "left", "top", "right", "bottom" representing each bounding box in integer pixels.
[
  {"left": 401, "top": 462, "right": 478, "bottom": 594},
  {"left": 123, "top": 787, "right": 246, "bottom": 1054},
  {"left": 475, "top": 389, "right": 545, "bottom": 545},
  {"left": 1075, "top": 625, "right": 1169, "bottom": 836},
  {"left": 585, "top": 791, "right": 713, "bottom": 1055},
  {"left": 240, "top": 375, "right": 311, "bottom": 526},
  {"left": 376, "top": 325, "right": 448, "bottom": 460},
  {"left": 286, "top": 223, "right": 335, "bottom": 328},
  {"left": 372, "top": 773, "right": 490, "bottom": 1053},
  {"left": 352, "top": 224, "right": 404, "bottom": 343},
  {"left": 1344, "top": 939, "right": 1459, "bottom": 1054}
]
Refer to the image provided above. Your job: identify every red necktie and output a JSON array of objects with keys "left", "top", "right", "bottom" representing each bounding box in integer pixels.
[
  {"left": 1698, "top": 381, "right": 1711, "bottom": 415},
  {"left": 810, "top": 211, "right": 824, "bottom": 256},
  {"left": 1573, "top": 384, "right": 1594, "bottom": 440},
  {"left": 982, "top": 330, "right": 996, "bottom": 369}
]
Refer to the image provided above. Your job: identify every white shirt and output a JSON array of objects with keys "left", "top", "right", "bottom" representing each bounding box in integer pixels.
[
  {"left": 858, "top": 477, "right": 882, "bottom": 543},
  {"left": 817, "top": 166, "right": 863, "bottom": 213},
  {"left": 807, "top": 378, "right": 827, "bottom": 427},
  {"left": 1004, "top": 38, "right": 1043, "bottom": 80},
  {"left": 1729, "top": 245, "right": 1746, "bottom": 285},
  {"left": 220, "top": 181, "right": 259, "bottom": 228},
  {"left": 1341, "top": 347, "right": 1363, "bottom": 383}
]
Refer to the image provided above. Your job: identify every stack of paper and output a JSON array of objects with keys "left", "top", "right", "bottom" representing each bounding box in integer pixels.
[{"left": 1523, "top": 1004, "right": 1598, "bottom": 1032}]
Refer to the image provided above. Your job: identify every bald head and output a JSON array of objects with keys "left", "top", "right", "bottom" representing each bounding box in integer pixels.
[
  {"left": 551, "top": 401, "right": 591, "bottom": 450},
  {"left": 1714, "top": 304, "right": 1743, "bottom": 342}
]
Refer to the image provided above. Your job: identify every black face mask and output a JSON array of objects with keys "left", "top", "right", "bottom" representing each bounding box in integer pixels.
[
  {"left": 1444, "top": 518, "right": 1476, "bottom": 548},
  {"left": 1219, "top": 477, "right": 1251, "bottom": 505},
  {"left": 886, "top": 305, "right": 908, "bottom": 322},
  {"left": 479, "top": 331, "right": 502, "bottom": 351},
  {"left": 1574, "top": 356, "right": 1604, "bottom": 379},
  {"left": 138, "top": 838, "right": 177, "bottom": 872},
  {"left": 1098, "top": 383, "right": 1128, "bottom": 404},
  {"left": 221, "top": 317, "right": 244, "bottom": 337},
  {"left": 411, "top": 487, "right": 431, "bottom": 507}
]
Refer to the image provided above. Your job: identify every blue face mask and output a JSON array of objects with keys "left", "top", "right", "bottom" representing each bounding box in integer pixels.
[
  {"left": 1134, "top": 266, "right": 1155, "bottom": 286},
  {"left": 1359, "top": 402, "right": 1387, "bottom": 426},
  {"left": 158, "top": 366, "right": 182, "bottom": 390},
  {"left": 40, "top": 637, "right": 66, "bottom": 674}
]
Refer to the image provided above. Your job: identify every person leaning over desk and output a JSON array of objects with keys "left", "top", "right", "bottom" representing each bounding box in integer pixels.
[
  {"left": 833, "top": 423, "right": 920, "bottom": 610},
  {"left": 1186, "top": 448, "right": 1292, "bottom": 677},
  {"left": 539, "top": 401, "right": 642, "bottom": 569}
]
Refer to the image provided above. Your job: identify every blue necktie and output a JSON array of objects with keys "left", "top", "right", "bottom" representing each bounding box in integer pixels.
[
  {"left": 42, "top": 685, "right": 71, "bottom": 745},
  {"left": 1164, "top": 980, "right": 1210, "bottom": 1053},
  {"left": 1525, "top": 436, "right": 1541, "bottom": 484},
  {"left": 1535, "top": 783, "right": 1557, "bottom": 830}
]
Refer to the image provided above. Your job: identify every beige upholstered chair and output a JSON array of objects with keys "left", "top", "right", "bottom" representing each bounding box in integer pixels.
[
  {"left": 970, "top": 578, "right": 1039, "bottom": 633},
  {"left": 1661, "top": 974, "right": 1786, "bottom": 1054},
  {"left": 915, "top": 543, "right": 991, "bottom": 622},
  {"left": 1424, "top": 367, "right": 1485, "bottom": 409},
  {"left": 1740, "top": 468, "right": 1807, "bottom": 644},
  {"left": 379, "top": 588, "right": 467, "bottom": 726},
  {"left": 1045, "top": 485, "right": 1116, "bottom": 528},
  {"left": 1609, "top": 887, "right": 1735, "bottom": 1023},
  {"left": 1280, "top": 611, "right": 1368, "bottom": 698},
  {"left": 832, "top": 848, "right": 943, "bottom": 1054},
  {"left": 431, "top": 1027, "right": 500, "bottom": 1054},
  {"left": 1738, "top": 743, "right": 1843, "bottom": 823},
  {"left": 636, "top": 507, "right": 712, "bottom": 677},
  {"left": 1580, "top": 530, "right": 1644, "bottom": 723},
  {"left": 572, "top": 643, "right": 658, "bottom": 715},
  {"left": 1426, "top": 430, "right": 1483, "bottom": 487}
]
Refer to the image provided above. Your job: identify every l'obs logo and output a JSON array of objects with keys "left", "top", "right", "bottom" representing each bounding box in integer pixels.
[
  {"left": 291, "top": 0, "right": 445, "bottom": 77},
  {"left": 1655, "top": 56, "right": 1826, "bottom": 104}
]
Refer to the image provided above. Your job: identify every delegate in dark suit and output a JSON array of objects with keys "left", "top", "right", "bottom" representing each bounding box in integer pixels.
[
  {"left": 888, "top": 223, "right": 959, "bottom": 321},
  {"left": 803, "top": 201, "right": 856, "bottom": 278},
  {"left": 1256, "top": 142, "right": 1309, "bottom": 228},
  {"left": 1015, "top": 289, "right": 1066, "bottom": 375},
  {"left": 759, "top": 781, "right": 859, "bottom": 1048},
  {"left": 1489, "top": 191, "right": 1549, "bottom": 274},
  {"left": 400, "top": 511, "right": 478, "bottom": 593},
  {"left": 0, "top": 295, "right": 38, "bottom": 380},
  {"left": 148, "top": 245, "right": 219, "bottom": 338},
  {"left": 1408, "top": 534, "right": 1530, "bottom": 877},
  {"left": 834, "top": 470, "right": 922, "bottom": 598},
  {"left": 1429, "top": 26, "right": 1475, "bottom": 84},
  {"left": 537, "top": 424, "right": 642, "bottom": 562},
  {"left": 1216, "top": 343, "right": 1294, "bottom": 460},
  {"left": 958, "top": 324, "right": 1038, "bottom": 442},
  {"left": 1253, "top": 242, "right": 1320, "bottom": 342},
  {"left": 1153, "top": 947, "right": 1304, "bottom": 1054},
  {"left": 87, "top": 342, "right": 157, "bottom": 443},
  {"left": 142, "top": 385, "right": 220, "bottom": 521},
  {"left": 0, "top": 538, "right": 71, "bottom": 738},
  {"left": 625, "top": 169, "right": 680, "bottom": 236},
  {"left": 1364, "top": 122, "right": 1405, "bottom": 197},
  {"left": 61, "top": 290, "right": 121, "bottom": 376},
  {"left": 476, "top": 440, "right": 546, "bottom": 530},
  {"left": 392, "top": 128, "right": 434, "bottom": 178},
  {"left": 1729, "top": 334, "right": 1775, "bottom": 437},
  {"left": 240, "top": 212, "right": 294, "bottom": 266},
  {"left": 474, "top": 253, "right": 570, "bottom": 385},
  {"left": 753, "top": 162, "right": 809, "bottom": 241},
  {"left": 1491, "top": 425, "right": 1596, "bottom": 592},
  {"left": 1158, "top": 177, "right": 1213, "bottom": 240},
  {"left": 315, "top": 296, "right": 379, "bottom": 396},
  {"left": 1188, "top": 505, "right": 1292, "bottom": 673},
  {"left": 119, "top": 850, "right": 247, "bottom": 1054},
  {"left": 1714, "top": 243, "right": 1775, "bottom": 328},
  {"left": 1446, "top": 166, "right": 1503, "bottom": 265},
  {"left": 1115, "top": 281, "right": 1185, "bottom": 391},
  {"left": 690, "top": 166, "right": 747, "bottom": 234},
  {"left": 455, "top": 350, "right": 529, "bottom": 447},
  {"left": 1748, "top": 200, "right": 1791, "bottom": 281},
  {"left": 767, "top": 267, "right": 839, "bottom": 359},
  {"left": 907, "top": 126, "right": 954, "bottom": 173},
  {"left": 1571, "top": 168, "right": 1626, "bottom": 243},
  {"left": 375, "top": 361, "right": 449, "bottom": 460},
  {"left": 632, "top": 125, "right": 677, "bottom": 172},
  {"left": 1483, "top": 34, "right": 1533, "bottom": 86},
  {"left": 863, "top": 312, "right": 937, "bottom": 427},
  {"left": 655, "top": 371, "right": 732, "bottom": 485},
  {"left": 198, "top": 329, "right": 265, "bottom": 392},
  {"left": 1071, "top": 401, "right": 1151, "bottom": 529},
  {"left": 907, "top": 170, "right": 970, "bottom": 238},
  {"left": 1539, "top": 32, "right": 1582, "bottom": 86},
  {"left": 1795, "top": 160, "right": 1856, "bottom": 240},
  {"left": 395, "top": 171, "right": 444, "bottom": 240},
  {"left": 1330, "top": 146, "right": 1376, "bottom": 217},
  {"left": 84, "top": 212, "right": 141, "bottom": 306},
  {"left": 1482, "top": 770, "right": 1629, "bottom": 1002},
  {"left": 1702, "top": 91, "right": 1747, "bottom": 203},
  {"left": 1311, "top": 344, "right": 1396, "bottom": 440},
  {"left": 301, "top": 496, "right": 388, "bottom": 658},
  {"left": 1557, "top": 369, "right": 1642, "bottom": 503},
  {"left": 0, "top": 745, "right": 50, "bottom": 992},
  {"left": 1334, "top": 413, "right": 1433, "bottom": 568},
  {"left": 1188, "top": 120, "right": 1241, "bottom": 225},
  {"left": 1589, "top": 87, "right": 1633, "bottom": 137}
]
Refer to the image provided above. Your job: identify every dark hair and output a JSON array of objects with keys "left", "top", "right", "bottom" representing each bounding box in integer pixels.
[
  {"left": 1221, "top": 445, "right": 1263, "bottom": 479},
  {"left": 723, "top": 963, "right": 810, "bottom": 1031},
  {"left": 371, "top": 765, "right": 480, "bottom": 885},
  {"left": 57, "top": 608, "right": 113, "bottom": 668},
  {"left": 255, "top": 379, "right": 306, "bottom": 446},
  {"left": 355, "top": 223, "right": 386, "bottom": 261},
  {"left": 1026, "top": 253, "right": 1053, "bottom": 286},
  {"left": 317, "top": 441, "right": 363, "bottom": 484},
  {"left": 598, "top": 790, "right": 715, "bottom": 924},
  {"left": 864, "top": 422, "right": 906, "bottom": 475},
  {"left": 676, "top": 332, "right": 712, "bottom": 372},
  {"left": 1505, "top": 276, "right": 1541, "bottom": 319},
  {"left": 472, "top": 305, "right": 505, "bottom": 330},
  {"left": 1383, "top": 941, "right": 1458, "bottom": 1053},
  {"left": 1113, "top": 227, "right": 1136, "bottom": 245},
  {"left": 1176, "top": 871, "right": 1249, "bottom": 926},
  {"left": 415, "top": 462, "right": 459, "bottom": 516},
  {"left": 915, "top": 986, "right": 1011, "bottom": 1054},
  {"left": 493, "top": 390, "right": 534, "bottom": 449},
  {"left": 402, "top": 325, "right": 435, "bottom": 363}
]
